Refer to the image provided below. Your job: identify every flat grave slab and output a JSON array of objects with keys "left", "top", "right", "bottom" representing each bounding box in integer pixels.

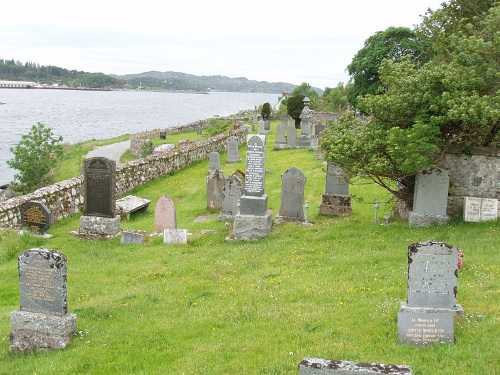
[{"left": 116, "top": 195, "right": 151, "bottom": 219}]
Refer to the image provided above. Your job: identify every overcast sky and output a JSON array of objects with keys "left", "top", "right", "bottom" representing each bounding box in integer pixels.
[{"left": 1, "top": 0, "right": 445, "bottom": 90}]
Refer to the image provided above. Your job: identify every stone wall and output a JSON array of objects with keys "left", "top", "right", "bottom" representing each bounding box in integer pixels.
[{"left": 0, "top": 128, "right": 247, "bottom": 230}]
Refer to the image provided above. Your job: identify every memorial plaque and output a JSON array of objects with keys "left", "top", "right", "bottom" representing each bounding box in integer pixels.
[
  {"left": 83, "top": 157, "right": 116, "bottom": 218},
  {"left": 20, "top": 201, "right": 51, "bottom": 234},
  {"left": 480, "top": 198, "right": 498, "bottom": 221},
  {"left": 398, "top": 309, "right": 454, "bottom": 346},
  {"left": 155, "top": 195, "right": 177, "bottom": 232},
  {"left": 277, "top": 167, "right": 306, "bottom": 221},
  {"left": 464, "top": 196, "right": 482, "bottom": 222},
  {"left": 121, "top": 231, "right": 144, "bottom": 244},
  {"left": 18, "top": 248, "right": 67, "bottom": 316},
  {"left": 164, "top": 229, "right": 188, "bottom": 244},
  {"left": 244, "top": 135, "right": 266, "bottom": 197},
  {"left": 407, "top": 242, "right": 458, "bottom": 309}
]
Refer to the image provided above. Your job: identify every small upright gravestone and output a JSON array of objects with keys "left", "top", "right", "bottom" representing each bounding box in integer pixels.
[
  {"left": 409, "top": 167, "right": 449, "bottom": 226},
  {"left": 258, "top": 120, "right": 269, "bottom": 135},
  {"left": 319, "top": 163, "right": 352, "bottom": 216},
  {"left": 398, "top": 241, "right": 462, "bottom": 346},
  {"left": 10, "top": 248, "right": 77, "bottom": 352},
  {"left": 226, "top": 136, "right": 241, "bottom": 163},
  {"left": 286, "top": 124, "right": 298, "bottom": 148},
  {"left": 20, "top": 200, "right": 51, "bottom": 234},
  {"left": 208, "top": 151, "right": 220, "bottom": 172},
  {"left": 276, "top": 167, "right": 306, "bottom": 222},
  {"left": 79, "top": 157, "right": 120, "bottom": 236},
  {"left": 464, "top": 197, "right": 498, "bottom": 222},
  {"left": 274, "top": 121, "right": 287, "bottom": 149},
  {"left": 164, "top": 229, "right": 188, "bottom": 244},
  {"left": 154, "top": 195, "right": 177, "bottom": 232},
  {"left": 299, "top": 358, "right": 413, "bottom": 375},
  {"left": 219, "top": 174, "right": 244, "bottom": 222},
  {"left": 206, "top": 169, "right": 226, "bottom": 210}
]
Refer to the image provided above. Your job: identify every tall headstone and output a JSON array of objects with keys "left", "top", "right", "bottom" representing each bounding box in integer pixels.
[
  {"left": 274, "top": 121, "right": 287, "bottom": 149},
  {"left": 208, "top": 151, "right": 220, "bottom": 172},
  {"left": 298, "top": 97, "right": 312, "bottom": 148},
  {"left": 233, "top": 134, "right": 272, "bottom": 240},
  {"left": 155, "top": 195, "right": 177, "bottom": 232},
  {"left": 299, "top": 358, "right": 413, "bottom": 375},
  {"left": 226, "top": 136, "right": 241, "bottom": 163},
  {"left": 206, "top": 169, "right": 226, "bottom": 210},
  {"left": 20, "top": 200, "right": 51, "bottom": 234},
  {"left": 286, "top": 125, "right": 298, "bottom": 148},
  {"left": 219, "top": 174, "right": 244, "bottom": 222},
  {"left": 79, "top": 157, "right": 120, "bottom": 235},
  {"left": 276, "top": 167, "right": 306, "bottom": 222},
  {"left": 409, "top": 167, "right": 450, "bottom": 226},
  {"left": 10, "top": 248, "right": 77, "bottom": 352},
  {"left": 258, "top": 120, "right": 268, "bottom": 135},
  {"left": 319, "top": 163, "right": 352, "bottom": 216},
  {"left": 398, "top": 241, "right": 462, "bottom": 346}
]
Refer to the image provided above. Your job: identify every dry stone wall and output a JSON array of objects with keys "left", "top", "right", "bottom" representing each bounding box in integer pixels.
[{"left": 0, "top": 128, "right": 246, "bottom": 230}]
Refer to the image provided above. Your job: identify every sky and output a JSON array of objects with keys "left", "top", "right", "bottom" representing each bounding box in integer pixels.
[{"left": 1, "top": 0, "right": 445, "bottom": 90}]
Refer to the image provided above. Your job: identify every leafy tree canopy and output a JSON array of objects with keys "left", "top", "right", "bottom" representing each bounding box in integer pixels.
[{"left": 261, "top": 102, "right": 271, "bottom": 120}]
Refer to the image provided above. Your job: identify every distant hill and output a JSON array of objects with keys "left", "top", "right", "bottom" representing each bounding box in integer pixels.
[{"left": 115, "top": 71, "right": 311, "bottom": 94}]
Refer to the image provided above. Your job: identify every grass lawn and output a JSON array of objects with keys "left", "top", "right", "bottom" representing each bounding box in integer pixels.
[{"left": 0, "top": 121, "right": 499, "bottom": 374}]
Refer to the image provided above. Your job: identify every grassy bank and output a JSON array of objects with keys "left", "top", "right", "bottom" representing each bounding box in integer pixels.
[{"left": 1, "top": 123, "right": 499, "bottom": 374}]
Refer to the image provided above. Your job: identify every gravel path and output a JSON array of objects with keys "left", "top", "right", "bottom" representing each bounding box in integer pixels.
[{"left": 85, "top": 140, "right": 131, "bottom": 165}]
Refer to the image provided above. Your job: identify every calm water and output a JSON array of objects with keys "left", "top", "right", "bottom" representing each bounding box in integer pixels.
[{"left": 0, "top": 89, "right": 278, "bottom": 184}]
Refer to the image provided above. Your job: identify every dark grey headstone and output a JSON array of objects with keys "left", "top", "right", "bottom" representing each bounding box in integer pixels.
[
  {"left": 206, "top": 169, "right": 226, "bottom": 210},
  {"left": 20, "top": 201, "right": 51, "bottom": 234},
  {"left": 159, "top": 131, "right": 166, "bottom": 139},
  {"left": 277, "top": 167, "right": 306, "bottom": 221},
  {"left": 314, "top": 123, "right": 326, "bottom": 136},
  {"left": 325, "top": 163, "right": 349, "bottom": 195},
  {"left": 83, "top": 157, "right": 116, "bottom": 218},
  {"left": 244, "top": 135, "right": 266, "bottom": 197},
  {"left": 406, "top": 241, "right": 459, "bottom": 309},
  {"left": 398, "top": 307, "right": 454, "bottom": 346},
  {"left": 155, "top": 195, "right": 177, "bottom": 232},
  {"left": 226, "top": 136, "right": 241, "bottom": 163},
  {"left": 18, "top": 248, "right": 67, "bottom": 316},
  {"left": 121, "top": 231, "right": 144, "bottom": 244}
]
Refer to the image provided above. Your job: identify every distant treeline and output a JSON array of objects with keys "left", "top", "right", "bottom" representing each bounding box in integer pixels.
[{"left": 0, "top": 59, "right": 125, "bottom": 89}]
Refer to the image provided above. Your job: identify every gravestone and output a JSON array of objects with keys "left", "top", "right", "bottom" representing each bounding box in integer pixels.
[
  {"left": 310, "top": 135, "right": 319, "bottom": 151},
  {"left": 409, "top": 167, "right": 450, "bottom": 226},
  {"left": 206, "top": 169, "right": 226, "bottom": 210},
  {"left": 232, "top": 169, "right": 246, "bottom": 191},
  {"left": 10, "top": 248, "right": 77, "bottom": 352},
  {"left": 258, "top": 120, "right": 268, "bottom": 135},
  {"left": 319, "top": 163, "right": 352, "bottom": 216},
  {"left": 286, "top": 125, "right": 298, "bottom": 148},
  {"left": 276, "top": 167, "right": 306, "bottom": 222},
  {"left": 274, "top": 121, "right": 287, "bottom": 149},
  {"left": 197, "top": 127, "right": 203, "bottom": 135},
  {"left": 121, "top": 231, "right": 144, "bottom": 244},
  {"left": 299, "top": 358, "right": 413, "bottom": 375},
  {"left": 21, "top": 200, "right": 51, "bottom": 234},
  {"left": 398, "top": 241, "right": 462, "bottom": 346},
  {"left": 314, "top": 122, "right": 326, "bottom": 136},
  {"left": 219, "top": 174, "right": 245, "bottom": 222},
  {"left": 233, "top": 134, "right": 272, "bottom": 240},
  {"left": 155, "top": 195, "right": 177, "bottom": 232},
  {"left": 298, "top": 97, "right": 312, "bottom": 148},
  {"left": 159, "top": 130, "right": 167, "bottom": 139},
  {"left": 208, "top": 151, "right": 220, "bottom": 172},
  {"left": 464, "top": 197, "right": 498, "bottom": 222},
  {"left": 164, "top": 229, "right": 188, "bottom": 244},
  {"left": 226, "top": 136, "right": 241, "bottom": 163},
  {"left": 264, "top": 120, "right": 270, "bottom": 131},
  {"left": 79, "top": 157, "right": 120, "bottom": 236},
  {"left": 116, "top": 195, "right": 151, "bottom": 219}
]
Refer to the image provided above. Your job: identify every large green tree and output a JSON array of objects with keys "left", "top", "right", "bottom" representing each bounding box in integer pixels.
[
  {"left": 7, "top": 122, "right": 63, "bottom": 194},
  {"left": 347, "top": 26, "right": 431, "bottom": 108},
  {"left": 322, "top": 0, "right": 499, "bottom": 209}
]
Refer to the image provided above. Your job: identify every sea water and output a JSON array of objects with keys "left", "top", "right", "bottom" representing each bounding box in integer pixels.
[{"left": 0, "top": 89, "right": 278, "bottom": 184}]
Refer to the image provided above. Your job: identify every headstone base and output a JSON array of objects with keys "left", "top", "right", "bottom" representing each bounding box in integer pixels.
[
  {"left": 298, "top": 136, "right": 311, "bottom": 148},
  {"left": 10, "top": 310, "right": 77, "bottom": 353},
  {"left": 233, "top": 212, "right": 272, "bottom": 240},
  {"left": 319, "top": 194, "right": 352, "bottom": 216},
  {"left": 239, "top": 194, "right": 269, "bottom": 216},
  {"left": 298, "top": 358, "right": 413, "bottom": 374},
  {"left": 397, "top": 303, "right": 455, "bottom": 346},
  {"left": 79, "top": 215, "right": 121, "bottom": 235},
  {"left": 408, "top": 211, "right": 449, "bottom": 226}
]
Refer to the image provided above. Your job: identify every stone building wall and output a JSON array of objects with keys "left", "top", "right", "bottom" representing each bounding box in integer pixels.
[{"left": 0, "top": 128, "right": 247, "bottom": 230}]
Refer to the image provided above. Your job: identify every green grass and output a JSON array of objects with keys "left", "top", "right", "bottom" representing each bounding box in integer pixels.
[{"left": 1, "top": 122, "right": 499, "bottom": 374}]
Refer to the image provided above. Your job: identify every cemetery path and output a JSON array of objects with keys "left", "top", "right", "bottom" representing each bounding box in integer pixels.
[{"left": 85, "top": 140, "right": 130, "bottom": 165}]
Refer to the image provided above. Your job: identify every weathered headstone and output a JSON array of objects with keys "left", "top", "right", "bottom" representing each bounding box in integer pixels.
[
  {"left": 155, "top": 195, "right": 177, "bottom": 232},
  {"left": 206, "top": 169, "right": 226, "bottom": 210},
  {"left": 464, "top": 196, "right": 498, "bottom": 222},
  {"left": 208, "top": 151, "right": 220, "bottom": 172},
  {"left": 286, "top": 124, "right": 297, "bottom": 148},
  {"left": 274, "top": 121, "right": 287, "bottom": 149},
  {"left": 219, "top": 174, "right": 244, "bottom": 222},
  {"left": 233, "top": 134, "right": 272, "bottom": 240},
  {"left": 298, "top": 358, "right": 413, "bottom": 375},
  {"left": 10, "top": 248, "right": 77, "bottom": 352},
  {"left": 20, "top": 200, "right": 51, "bottom": 234},
  {"left": 310, "top": 135, "right": 319, "bottom": 151},
  {"left": 398, "top": 241, "right": 462, "bottom": 346},
  {"left": 164, "top": 229, "right": 188, "bottom": 244},
  {"left": 314, "top": 122, "right": 326, "bottom": 136},
  {"left": 79, "top": 157, "right": 120, "bottom": 236},
  {"left": 226, "top": 136, "right": 241, "bottom": 163},
  {"left": 116, "top": 195, "right": 151, "bottom": 220},
  {"left": 258, "top": 119, "right": 268, "bottom": 135},
  {"left": 121, "top": 231, "right": 144, "bottom": 244},
  {"left": 276, "top": 167, "right": 306, "bottom": 222},
  {"left": 319, "top": 163, "right": 352, "bottom": 216},
  {"left": 409, "top": 167, "right": 450, "bottom": 226}
]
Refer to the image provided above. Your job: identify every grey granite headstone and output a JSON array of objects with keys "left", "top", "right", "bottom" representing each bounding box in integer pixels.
[
  {"left": 121, "top": 231, "right": 144, "bottom": 244},
  {"left": 244, "top": 135, "right": 266, "bottom": 197},
  {"left": 21, "top": 200, "right": 51, "bottom": 234},
  {"left": 226, "top": 136, "right": 241, "bottom": 163},
  {"left": 299, "top": 358, "right": 413, "bottom": 375},
  {"left": 208, "top": 151, "right": 220, "bottom": 171},
  {"left": 314, "top": 122, "right": 326, "bottom": 136},
  {"left": 320, "top": 163, "right": 352, "bottom": 216},
  {"left": 83, "top": 157, "right": 116, "bottom": 218},
  {"left": 219, "top": 174, "right": 244, "bottom": 221},
  {"left": 409, "top": 167, "right": 449, "bottom": 226},
  {"left": 258, "top": 120, "right": 268, "bottom": 135},
  {"left": 164, "top": 229, "right": 188, "bottom": 244},
  {"left": 326, "top": 163, "right": 349, "bottom": 196},
  {"left": 10, "top": 248, "right": 77, "bottom": 352},
  {"left": 286, "top": 125, "right": 297, "bottom": 148},
  {"left": 276, "top": 167, "right": 306, "bottom": 222},
  {"left": 274, "top": 122, "right": 287, "bottom": 149},
  {"left": 155, "top": 195, "right": 177, "bottom": 232},
  {"left": 207, "top": 169, "right": 226, "bottom": 210}
]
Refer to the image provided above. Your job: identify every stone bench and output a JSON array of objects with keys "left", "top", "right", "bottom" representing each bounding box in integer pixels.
[{"left": 116, "top": 195, "right": 151, "bottom": 219}]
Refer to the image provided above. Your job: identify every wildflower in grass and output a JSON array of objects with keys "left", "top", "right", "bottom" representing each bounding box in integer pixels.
[{"left": 458, "top": 248, "right": 465, "bottom": 269}]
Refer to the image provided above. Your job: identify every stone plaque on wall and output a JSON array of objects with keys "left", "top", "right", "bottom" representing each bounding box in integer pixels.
[
  {"left": 83, "top": 157, "right": 116, "bottom": 218},
  {"left": 18, "top": 248, "right": 68, "bottom": 316},
  {"left": 20, "top": 201, "right": 51, "bottom": 234},
  {"left": 244, "top": 134, "right": 266, "bottom": 197}
]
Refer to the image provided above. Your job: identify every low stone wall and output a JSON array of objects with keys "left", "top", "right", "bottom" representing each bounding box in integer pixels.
[{"left": 0, "top": 128, "right": 247, "bottom": 230}]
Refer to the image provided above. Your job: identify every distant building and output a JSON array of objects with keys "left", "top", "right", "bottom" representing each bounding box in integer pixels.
[{"left": 0, "top": 80, "right": 36, "bottom": 88}]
